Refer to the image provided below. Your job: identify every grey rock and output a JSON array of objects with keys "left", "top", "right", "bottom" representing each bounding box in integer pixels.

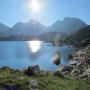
[
  {"left": 86, "top": 59, "right": 90, "bottom": 64},
  {"left": 54, "top": 71, "right": 65, "bottom": 78},
  {"left": 69, "top": 61, "right": 77, "bottom": 65},
  {"left": 28, "top": 80, "right": 38, "bottom": 90},
  {"left": 61, "top": 65, "right": 74, "bottom": 73},
  {"left": 24, "top": 65, "right": 40, "bottom": 76},
  {"left": 52, "top": 51, "right": 60, "bottom": 65}
]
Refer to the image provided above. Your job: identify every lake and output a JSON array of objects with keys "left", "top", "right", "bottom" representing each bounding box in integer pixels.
[{"left": 0, "top": 41, "right": 76, "bottom": 71}]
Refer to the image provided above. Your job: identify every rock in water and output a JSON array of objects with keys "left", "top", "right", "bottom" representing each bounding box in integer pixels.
[
  {"left": 24, "top": 65, "right": 40, "bottom": 76},
  {"left": 52, "top": 51, "right": 61, "bottom": 65}
]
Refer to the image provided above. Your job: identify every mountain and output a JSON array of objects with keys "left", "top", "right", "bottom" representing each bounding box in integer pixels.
[
  {"left": 48, "top": 17, "right": 87, "bottom": 34},
  {"left": 0, "top": 23, "right": 11, "bottom": 36},
  {"left": 0, "top": 17, "right": 88, "bottom": 41},
  {"left": 39, "top": 17, "right": 87, "bottom": 41},
  {"left": 11, "top": 19, "right": 46, "bottom": 36}
]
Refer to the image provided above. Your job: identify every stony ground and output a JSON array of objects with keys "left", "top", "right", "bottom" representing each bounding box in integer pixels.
[{"left": 0, "top": 66, "right": 90, "bottom": 90}]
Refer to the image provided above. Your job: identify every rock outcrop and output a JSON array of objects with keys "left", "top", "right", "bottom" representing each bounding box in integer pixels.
[
  {"left": 56, "top": 45, "right": 90, "bottom": 80},
  {"left": 24, "top": 65, "right": 40, "bottom": 76}
]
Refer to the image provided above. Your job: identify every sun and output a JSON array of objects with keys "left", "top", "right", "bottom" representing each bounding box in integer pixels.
[
  {"left": 30, "top": 0, "right": 41, "bottom": 14},
  {"left": 25, "top": 0, "right": 44, "bottom": 16}
]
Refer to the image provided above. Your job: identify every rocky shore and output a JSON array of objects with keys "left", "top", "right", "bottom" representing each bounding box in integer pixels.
[
  {"left": 70, "top": 45, "right": 90, "bottom": 80},
  {"left": 0, "top": 63, "right": 90, "bottom": 90},
  {"left": 0, "top": 45, "right": 90, "bottom": 90},
  {"left": 57, "top": 45, "right": 90, "bottom": 80}
]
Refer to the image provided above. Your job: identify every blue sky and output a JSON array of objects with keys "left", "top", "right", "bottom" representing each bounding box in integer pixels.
[{"left": 0, "top": 0, "right": 90, "bottom": 27}]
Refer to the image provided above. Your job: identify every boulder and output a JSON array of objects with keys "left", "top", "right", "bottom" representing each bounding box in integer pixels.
[
  {"left": 61, "top": 65, "right": 74, "bottom": 73},
  {"left": 28, "top": 80, "right": 38, "bottom": 90},
  {"left": 54, "top": 71, "right": 65, "bottom": 78},
  {"left": 86, "top": 59, "right": 90, "bottom": 65},
  {"left": 69, "top": 61, "right": 77, "bottom": 65},
  {"left": 24, "top": 65, "right": 40, "bottom": 76},
  {"left": 52, "top": 51, "right": 61, "bottom": 65},
  {"left": 68, "top": 54, "right": 73, "bottom": 59}
]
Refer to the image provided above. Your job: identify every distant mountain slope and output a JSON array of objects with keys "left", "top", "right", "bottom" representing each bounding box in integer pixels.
[
  {"left": 11, "top": 20, "right": 46, "bottom": 36},
  {"left": 39, "top": 32, "right": 68, "bottom": 41},
  {"left": 39, "top": 17, "right": 87, "bottom": 41},
  {"left": 67, "top": 25, "right": 90, "bottom": 42},
  {"left": 49, "top": 17, "right": 87, "bottom": 34},
  {"left": 0, "top": 23, "right": 11, "bottom": 36}
]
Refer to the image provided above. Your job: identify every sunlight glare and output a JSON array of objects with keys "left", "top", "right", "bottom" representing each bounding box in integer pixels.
[
  {"left": 30, "top": 0, "right": 41, "bottom": 14},
  {"left": 27, "top": 41, "right": 42, "bottom": 53}
]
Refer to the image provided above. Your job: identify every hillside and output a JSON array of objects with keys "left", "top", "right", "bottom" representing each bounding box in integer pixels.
[
  {"left": 0, "top": 23, "right": 11, "bottom": 36},
  {"left": 39, "top": 32, "right": 68, "bottom": 42},
  {"left": 65, "top": 25, "right": 90, "bottom": 47}
]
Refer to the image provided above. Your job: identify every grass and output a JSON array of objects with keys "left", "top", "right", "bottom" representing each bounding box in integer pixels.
[{"left": 0, "top": 69, "right": 90, "bottom": 90}]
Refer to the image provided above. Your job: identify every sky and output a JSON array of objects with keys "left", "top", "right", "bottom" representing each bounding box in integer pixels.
[{"left": 0, "top": 0, "right": 90, "bottom": 27}]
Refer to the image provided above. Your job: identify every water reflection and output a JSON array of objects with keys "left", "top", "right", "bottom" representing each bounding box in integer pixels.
[
  {"left": 27, "top": 41, "right": 42, "bottom": 53},
  {"left": 0, "top": 41, "right": 76, "bottom": 71}
]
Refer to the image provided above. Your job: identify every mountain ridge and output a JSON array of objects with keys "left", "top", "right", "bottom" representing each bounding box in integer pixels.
[
  {"left": 48, "top": 17, "right": 87, "bottom": 34},
  {"left": 0, "top": 17, "right": 88, "bottom": 40}
]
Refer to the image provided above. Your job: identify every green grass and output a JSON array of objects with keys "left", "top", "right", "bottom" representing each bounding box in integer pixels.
[{"left": 0, "top": 69, "right": 90, "bottom": 90}]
